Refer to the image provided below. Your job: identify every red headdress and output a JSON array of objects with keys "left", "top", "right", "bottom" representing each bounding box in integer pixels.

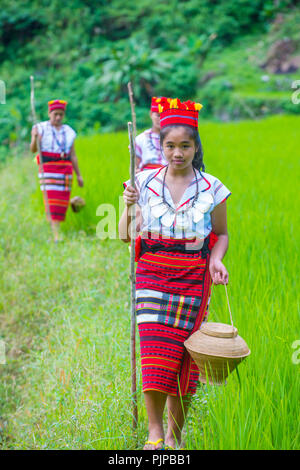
[
  {"left": 158, "top": 97, "right": 203, "bottom": 128},
  {"left": 48, "top": 99, "right": 67, "bottom": 112},
  {"left": 150, "top": 96, "right": 160, "bottom": 113}
]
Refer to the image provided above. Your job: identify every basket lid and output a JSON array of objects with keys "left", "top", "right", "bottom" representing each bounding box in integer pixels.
[
  {"left": 201, "top": 322, "right": 238, "bottom": 338},
  {"left": 184, "top": 322, "right": 251, "bottom": 359}
]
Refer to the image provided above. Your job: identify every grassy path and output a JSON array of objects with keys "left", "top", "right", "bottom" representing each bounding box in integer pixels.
[
  {"left": 0, "top": 156, "right": 140, "bottom": 449},
  {"left": 0, "top": 116, "right": 299, "bottom": 449}
]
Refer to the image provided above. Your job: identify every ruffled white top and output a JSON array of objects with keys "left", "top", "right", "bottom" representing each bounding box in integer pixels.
[
  {"left": 135, "top": 129, "right": 168, "bottom": 168},
  {"left": 34, "top": 121, "right": 76, "bottom": 154},
  {"left": 124, "top": 166, "right": 231, "bottom": 240}
]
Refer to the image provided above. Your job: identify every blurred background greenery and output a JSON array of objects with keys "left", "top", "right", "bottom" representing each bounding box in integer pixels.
[{"left": 0, "top": 0, "right": 300, "bottom": 162}]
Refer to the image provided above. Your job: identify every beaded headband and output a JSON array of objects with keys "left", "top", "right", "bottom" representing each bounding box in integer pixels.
[
  {"left": 158, "top": 97, "right": 202, "bottom": 128},
  {"left": 48, "top": 99, "right": 67, "bottom": 112}
]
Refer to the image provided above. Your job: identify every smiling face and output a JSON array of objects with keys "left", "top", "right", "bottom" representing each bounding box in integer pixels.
[
  {"left": 162, "top": 126, "right": 197, "bottom": 171},
  {"left": 48, "top": 109, "right": 65, "bottom": 127}
]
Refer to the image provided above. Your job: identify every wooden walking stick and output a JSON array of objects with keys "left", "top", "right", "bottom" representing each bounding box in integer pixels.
[
  {"left": 30, "top": 75, "right": 52, "bottom": 224},
  {"left": 127, "top": 82, "right": 137, "bottom": 140},
  {"left": 128, "top": 121, "right": 138, "bottom": 431},
  {"left": 128, "top": 82, "right": 138, "bottom": 431}
]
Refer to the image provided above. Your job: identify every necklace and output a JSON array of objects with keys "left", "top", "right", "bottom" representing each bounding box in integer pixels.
[
  {"left": 148, "top": 165, "right": 214, "bottom": 229},
  {"left": 162, "top": 165, "right": 199, "bottom": 211},
  {"left": 50, "top": 123, "right": 66, "bottom": 158},
  {"left": 148, "top": 130, "right": 162, "bottom": 156}
]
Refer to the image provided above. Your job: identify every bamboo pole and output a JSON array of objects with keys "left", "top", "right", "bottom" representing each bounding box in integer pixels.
[
  {"left": 128, "top": 121, "right": 138, "bottom": 431},
  {"left": 127, "top": 81, "right": 138, "bottom": 431},
  {"left": 127, "top": 82, "right": 137, "bottom": 141},
  {"left": 30, "top": 76, "right": 52, "bottom": 224}
]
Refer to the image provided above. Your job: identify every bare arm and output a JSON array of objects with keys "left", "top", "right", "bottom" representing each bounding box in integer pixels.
[
  {"left": 30, "top": 125, "right": 41, "bottom": 153},
  {"left": 70, "top": 143, "right": 84, "bottom": 187},
  {"left": 209, "top": 201, "right": 229, "bottom": 285}
]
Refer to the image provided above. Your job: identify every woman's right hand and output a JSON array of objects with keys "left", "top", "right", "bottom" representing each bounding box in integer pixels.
[
  {"left": 123, "top": 185, "right": 139, "bottom": 207},
  {"left": 31, "top": 126, "right": 41, "bottom": 141}
]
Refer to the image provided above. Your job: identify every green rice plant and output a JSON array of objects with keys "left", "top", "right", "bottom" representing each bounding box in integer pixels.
[{"left": 65, "top": 132, "right": 130, "bottom": 234}]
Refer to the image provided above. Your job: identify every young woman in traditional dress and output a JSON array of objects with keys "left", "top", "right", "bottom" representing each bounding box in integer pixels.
[
  {"left": 135, "top": 97, "right": 168, "bottom": 172},
  {"left": 30, "top": 100, "right": 84, "bottom": 242},
  {"left": 119, "top": 98, "right": 231, "bottom": 450}
]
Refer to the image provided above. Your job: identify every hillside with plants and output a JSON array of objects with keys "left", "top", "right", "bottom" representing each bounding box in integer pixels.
[{"left": 0, "top": 0, "right": 300, "bottom": 161}]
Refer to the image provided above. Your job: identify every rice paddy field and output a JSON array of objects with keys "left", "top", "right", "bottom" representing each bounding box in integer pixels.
[{"left": 0, "top": 114, "right": 299, "bottom": 450}]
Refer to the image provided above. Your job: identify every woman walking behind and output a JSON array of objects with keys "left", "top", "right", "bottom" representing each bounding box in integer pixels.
[
  {"left": 135, "top": 97, "right": 168, "bottom": 172},
  {"left": 30, "top": 99, "right": 84, "bottom": 242},
  {"left": 119, "top": 98, "right": 231, "bottom": 450}
]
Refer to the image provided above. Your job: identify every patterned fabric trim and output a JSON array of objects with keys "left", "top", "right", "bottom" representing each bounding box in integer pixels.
[{"left": 136, "top": 289, "right": 201, "bottom": 331}]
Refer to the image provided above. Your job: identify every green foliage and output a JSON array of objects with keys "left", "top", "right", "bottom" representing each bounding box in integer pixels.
[
  {"left": 98, "top": 36, "right": 171, "bottom": 102},
  {"left": 0, "top": 7, "right": 45, "bottom": 52}
]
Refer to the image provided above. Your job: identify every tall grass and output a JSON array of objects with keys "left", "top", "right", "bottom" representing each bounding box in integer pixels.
[{"left": 1, "top": 115, "right": 299, "bottom": 449}]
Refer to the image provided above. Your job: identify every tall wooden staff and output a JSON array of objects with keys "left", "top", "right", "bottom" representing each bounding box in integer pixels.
[
  {"left": 127, "top": 82, "right": 137, "bottom": 140},
  {"left": 127, "top": 81, "right": 138, "bottom": 431},
  {"left": 128, "top": 121, "right": 138, "bottom": 431},
  {"left": 30, "top": 75, "right": 51, "bottom": 223}
]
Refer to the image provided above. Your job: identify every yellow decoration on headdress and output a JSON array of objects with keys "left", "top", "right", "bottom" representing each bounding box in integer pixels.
[
  {"left": 170, "top": 98, "right": 179, "bottom": 109},
  {"left": 157, "top": 97, "right": 203, "bottom": 114},
  {"left": 48, "top": 99, "right": 67, "bottom": 105}
]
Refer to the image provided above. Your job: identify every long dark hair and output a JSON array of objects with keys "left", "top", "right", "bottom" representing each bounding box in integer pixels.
[{"left": 160, "top": 124, "right": 205, "bottom": 172}]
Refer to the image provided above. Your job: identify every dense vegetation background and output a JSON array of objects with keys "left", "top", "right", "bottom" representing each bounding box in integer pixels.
[{"left": 0, "top": 0, "right": 300, "bottom": 161}]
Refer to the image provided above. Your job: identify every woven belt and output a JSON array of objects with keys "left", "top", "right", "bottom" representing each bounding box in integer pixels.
[
  {"left": 140, "top": 236, "right": 210, "bottom": 259},
  {"left": 41, "top": 152, "right": 71, "bottom": 162}
]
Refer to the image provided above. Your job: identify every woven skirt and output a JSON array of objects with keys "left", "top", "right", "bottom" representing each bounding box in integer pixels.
[
  {"left": 136, "top": 243, "right": 212, "bottom": 396},
  {"left": 137, "top": 290, "right": 210, "bottom": 396},
  {"left": 38, "top": 152, "right": 73, "bottom": 222}
]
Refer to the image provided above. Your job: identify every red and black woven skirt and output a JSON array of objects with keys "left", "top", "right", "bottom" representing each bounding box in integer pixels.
[
  {"left": 135, "top": 234, "right": 217, "bottom": 397},
  {"left": 37, "top": 152, "right": 73, "bottom": 222}
]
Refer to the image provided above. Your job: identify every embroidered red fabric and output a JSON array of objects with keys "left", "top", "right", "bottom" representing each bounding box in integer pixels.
[
  {"left": 208, "top": 231, "right": 218, "bottom": 250},
  {"left": 135, "top": 235, "right": 142, "bottom": 262}
]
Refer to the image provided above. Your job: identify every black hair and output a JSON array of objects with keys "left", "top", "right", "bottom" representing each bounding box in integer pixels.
[{"left": 160, "top": 124, "right": 205, "bottom": 172}]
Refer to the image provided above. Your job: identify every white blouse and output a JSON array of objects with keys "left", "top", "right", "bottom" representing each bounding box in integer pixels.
[
  {"left": 135, "top": 129, "right": 168, "bottom": 168},
  {"left": 124, "top": 166, "right": 231, "bottom": 240},
  {"left": 34, "top": 121, "right": 76, "bottom": 154}
]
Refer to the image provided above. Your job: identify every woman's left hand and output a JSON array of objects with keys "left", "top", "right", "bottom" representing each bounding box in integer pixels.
[
  {"left": 209, "top": 258, "right": 229, "bottom": 285},
  {"left": 77, "top": 175, "right": 84, "bottom": 187}
]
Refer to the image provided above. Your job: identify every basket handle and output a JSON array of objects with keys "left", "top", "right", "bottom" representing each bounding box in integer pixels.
[{"left": 211, "top": 282, "right": 234, "bottom": 328}]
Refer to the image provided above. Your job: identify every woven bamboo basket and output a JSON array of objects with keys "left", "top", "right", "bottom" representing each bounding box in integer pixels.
[
  {"left": 70, "top": 196, "right": 85, "bottom": 213},
  {"left": 184, "top": 285, "right": 250, "bottom": 385}
]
